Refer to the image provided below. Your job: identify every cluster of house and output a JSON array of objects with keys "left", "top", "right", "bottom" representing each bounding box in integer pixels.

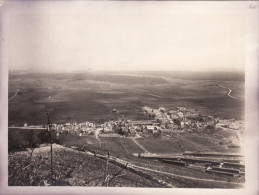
[
  {"left": 21, "top": 106, "right": 225, "bottom": 137},
  {"left": 48, "top": 122, "right": 96, "bottom": 135},
  {"left": 141, "top": 106, "right": 216, "bottom": 132},
  {"left": 59, "top": 106, "right": 217, "bottom": 136}
]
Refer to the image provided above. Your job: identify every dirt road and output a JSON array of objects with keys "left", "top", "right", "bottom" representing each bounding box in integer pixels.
[
  {"left": 218, "top": 84, "right": 239, "bottom": 99},
  {"left": 8, "top": 89, "right": 20, "bottom": 101},
  {"left": 131, "top": 137, "right": 149, "bottom": 153}
]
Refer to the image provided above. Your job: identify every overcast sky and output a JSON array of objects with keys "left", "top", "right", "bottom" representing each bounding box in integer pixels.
[{"left": 3, "top": 1, "right": 246, "bottom": 72}]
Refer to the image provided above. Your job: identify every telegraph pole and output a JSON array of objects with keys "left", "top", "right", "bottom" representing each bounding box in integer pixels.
[{"left": 47, "top": 113, "right": 53, "bottom": 177}]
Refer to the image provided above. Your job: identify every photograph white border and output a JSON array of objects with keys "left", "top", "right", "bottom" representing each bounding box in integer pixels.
[{"left": 0, "top": 1, "right": 258, "bottom": 194}]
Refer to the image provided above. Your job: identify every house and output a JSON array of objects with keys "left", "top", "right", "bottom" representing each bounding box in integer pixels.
[
  {"left": 158, "top": 107, "right": 166, "bottom": 113},
  {"left": 159, "top": 118, "right": 171, "bottom": 125},
  {"left": 146, "top": 125, "right": 155, "bottom": 133},
  {"left": 177, "top": 107, "right": 187, "bottom": 112},
  {"left": 180, "top": 119, "right": 190, "bottom": 127},
  {"left": 89, "top": 123, "right": 95, "bottom": 127},
  {"left": 165, "top": 123, "right": 178, "bottom": 130},
  {"left": 154, "top": 114, "right": 163, "bottom": 120},
  {"left": 129, "top": 128, "right": 136, "bottom": 135},
  {"left": 142, "top": 106, "right": 153, "bottom": 113},
  {"left": 153, "top": 109, "right": 160, "bottom": 115},
  {"left": 207, "top": 117, "right": 216, "bottom": 127},
  {"left": 103, "top": 128, "right": 114, "bottom": 133},
  {"left": 171, "top": 113, "right": 179, "bottom": 119},
  {"left": 177, "top": 112, "right": 184, "bottom": 118}
]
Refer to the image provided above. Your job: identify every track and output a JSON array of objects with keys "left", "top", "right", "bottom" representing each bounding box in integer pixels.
[
  {"left": 8, "top": 89, "right": 20, "bottom": 101},
  {"left": 131, "top": 138, "right": 149, "bottom": 153},
  {"left": 218, "top": 84, "right": 239, "bottom": 99},
  {"left": 8, "top": 94, "right": 18, "bottom": 101}
]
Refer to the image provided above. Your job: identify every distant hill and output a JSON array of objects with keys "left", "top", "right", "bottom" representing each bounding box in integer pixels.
[
  {"left": 136, "top": 71, "right": 244, "bottom": 81},
  {"left": 9, "top": 72, "right": 168, "bottom": 85}
]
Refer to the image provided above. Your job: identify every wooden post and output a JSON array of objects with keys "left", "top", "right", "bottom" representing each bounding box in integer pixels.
[{"left": 47, "top": 113, "right": 53, "bottom": 177}]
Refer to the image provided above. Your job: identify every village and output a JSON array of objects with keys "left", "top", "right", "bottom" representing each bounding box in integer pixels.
[{"left": 19, "top": 106, "right": 243, "bottom": 139}]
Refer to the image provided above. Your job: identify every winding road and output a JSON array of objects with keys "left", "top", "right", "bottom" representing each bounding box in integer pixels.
[{"left": 218, "top": 84, "right": 239, "bottom": 99}]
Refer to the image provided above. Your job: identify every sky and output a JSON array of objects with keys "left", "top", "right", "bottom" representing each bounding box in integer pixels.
[{"left": 2, "top": 1, "right": 246, "bottom": 72}]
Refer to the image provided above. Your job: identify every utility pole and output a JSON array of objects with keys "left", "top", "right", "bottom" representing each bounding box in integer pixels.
[
  {"left": 47, "top": 113, "right": 53, "bottom": 177},
  {"left": 76, "top": 133, "right": 82, "bottom": 185}
]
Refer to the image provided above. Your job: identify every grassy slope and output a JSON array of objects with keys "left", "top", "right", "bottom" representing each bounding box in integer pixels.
[{"left": 8, "top": 145, "right": 162, "bottom": 187}]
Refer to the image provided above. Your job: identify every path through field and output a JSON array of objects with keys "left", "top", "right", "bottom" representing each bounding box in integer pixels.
[
  {"left": 8, "top": 95, "right": 17, "bottom": 101},
  {"left": 8, "top": 94, "right": 18, "bottom": 101},
  {"left": 130, "top": 137, "right": 149, "bottom": 153},
  {"left": 8, "top": 89, "right": 20, "bottom": 101}
]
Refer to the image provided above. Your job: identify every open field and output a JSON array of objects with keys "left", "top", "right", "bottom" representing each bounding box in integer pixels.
[
  {"left": 100, "top": 137, "right": 145, "bottom": 155},
  {"left": 136, "top": 133, "right": 241, "bottom": 154},
  {"left": 8, "top": 71, "right": 244, "bottom": 126}
]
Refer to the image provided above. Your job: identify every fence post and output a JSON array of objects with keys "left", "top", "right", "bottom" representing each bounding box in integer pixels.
[{"left": 47, "top": 113, "right": 53, "bottom": 179}]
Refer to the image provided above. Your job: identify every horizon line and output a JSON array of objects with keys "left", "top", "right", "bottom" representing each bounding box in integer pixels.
[{"left": 9, "top": 69, "right": 245, "bottom": 73}]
